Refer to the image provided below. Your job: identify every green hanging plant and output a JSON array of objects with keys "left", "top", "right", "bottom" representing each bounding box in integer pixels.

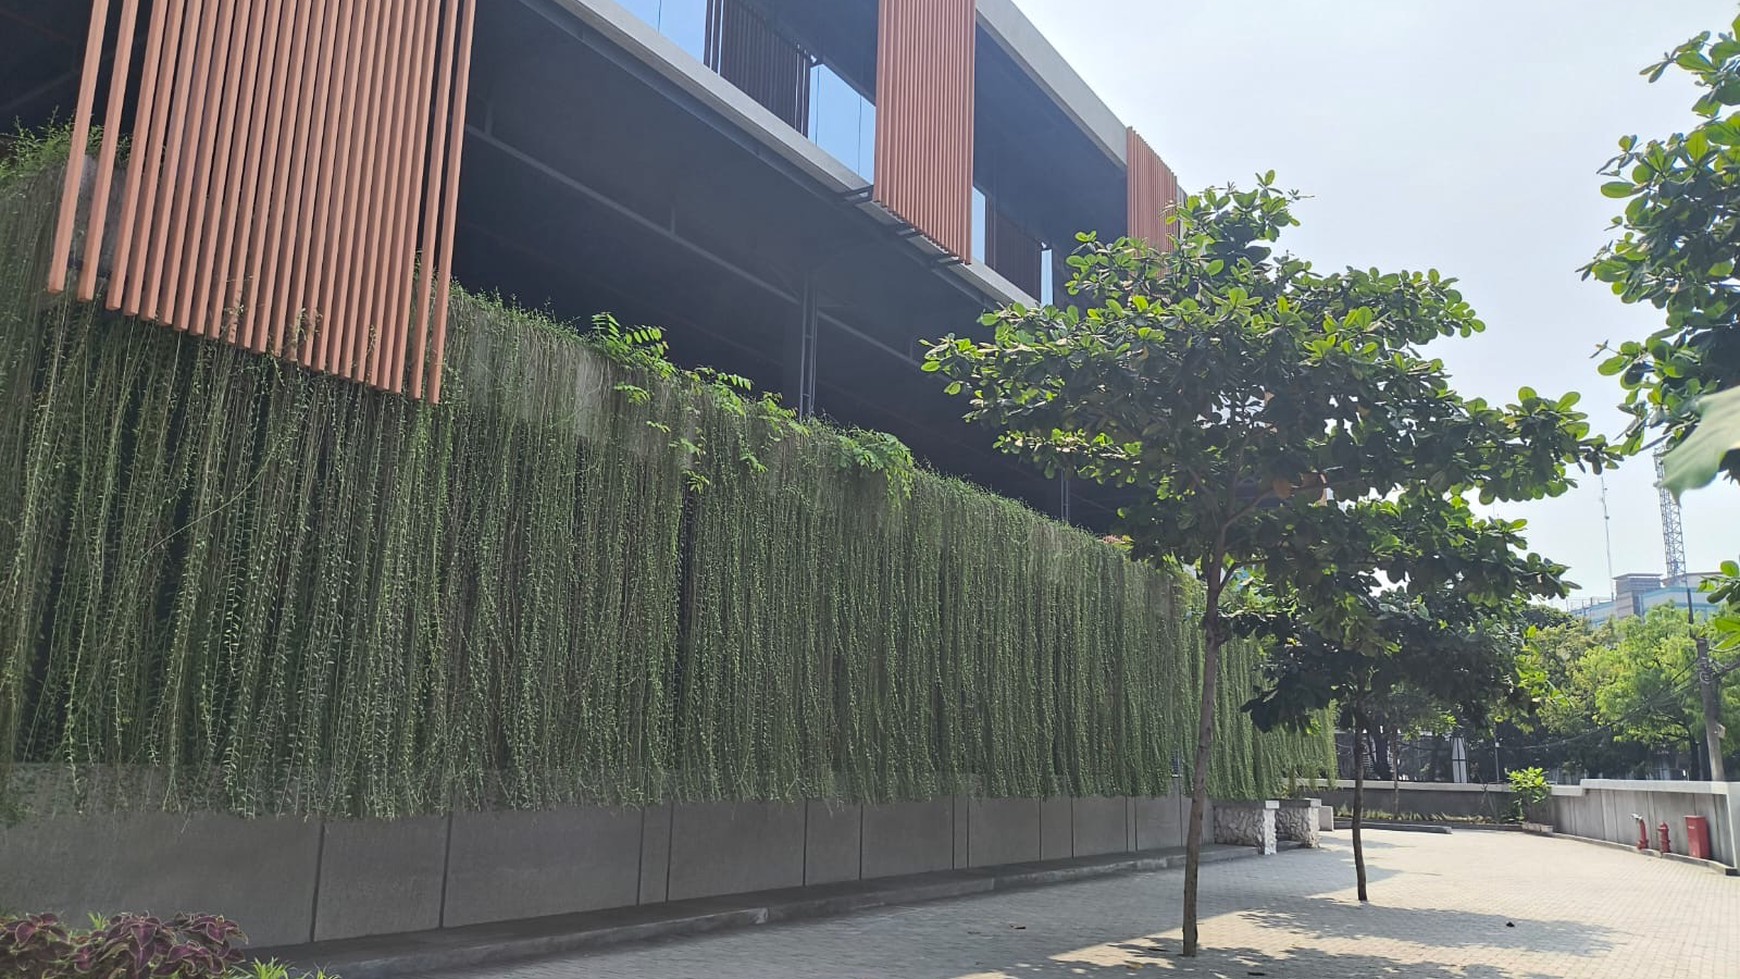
[{"left": 0, "top": 144, "right": 1311, "bottom": 821}]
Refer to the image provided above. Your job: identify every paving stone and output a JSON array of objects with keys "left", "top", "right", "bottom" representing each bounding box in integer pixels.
[{"left": 414, "top": 829, "right": 1740, "bottom": 978}]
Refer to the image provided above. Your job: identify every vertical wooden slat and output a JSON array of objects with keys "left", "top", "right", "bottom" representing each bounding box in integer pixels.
[
  {"left": 229, "top": 0, "right": 298, "bottom": 351},
  {"left": 355, "top": 0, "right": 413, "bottom": 385},
  {"left": 108, "top": 0, "right": 176, "bottom": 311},
  {"left": 278, "top": 0, "right": 344, "bottom": 360},
  {"left": 409, "top": 0, "right": 463, "bottom": 401},
  {"left": 48, "top": 0, "right": 113, "bottom": 295},
  {"left": 206, "top": 0, "right": 274, "bottom": 344},
  {"left": 379, "top": 0, "right": 441, "bottom": 392},
  {"left": 140, "top": 0, "right": 213, "bottom": 320},
  {"left": 118, "top": 0, "right": 188, "bottom": 315},
  {"left": 363, "top": 0, "right": 414, "bottom": 386},
  {"left": 186, "top": 0, "right": 260, "bottom": 337},
  {"left": 161, "top": 0, "right": 237, "bottom": 330},
  {"left": 336, "top": 0, "right": 401, "bottom": 379},
  {"left": 77, "top": 0, "right": 142, "bottom": 302},
  {"left": 314, "top": 0, "right": 375, "bottom": 372},
  {"left": 872, "top": 0, "right": 974, "bottom": 261},
  {"left": 427, "top": 0, "right": 478, "bottom": 405},
  {"left": 1126, "top": 128, "right": 1177, "bottom": 251}
]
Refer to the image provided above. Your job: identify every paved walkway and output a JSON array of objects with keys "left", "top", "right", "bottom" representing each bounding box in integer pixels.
[{"left": 420, "top": 830, "right": 1736, "bottom": 978}]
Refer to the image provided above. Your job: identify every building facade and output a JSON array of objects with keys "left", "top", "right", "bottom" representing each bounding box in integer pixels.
[
  {"left": 5, "top": 0, "right": 1185, "bottom": 527},
  {"left": 0, "top": 0, "right": 1316, "bottom": 958}
]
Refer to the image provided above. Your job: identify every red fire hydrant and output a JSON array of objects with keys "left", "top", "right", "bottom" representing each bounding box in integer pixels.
[
  {"left": 1634, "top": 814, "right": 1650, "bottom": 850},
  {"left": 1658, "top": 821, "right": 1673, "bottom": 854}
]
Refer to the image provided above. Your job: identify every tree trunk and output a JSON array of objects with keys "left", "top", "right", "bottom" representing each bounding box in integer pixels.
[
  {"left": 1180, "top": 572, "right": 1227, "bottom": 958},
  {"left": 1390, "top": 731, "right": 1401, "bottom": 819},
  {"left": 1353, "top": 721, "right": 1369, "bottom": 903}
]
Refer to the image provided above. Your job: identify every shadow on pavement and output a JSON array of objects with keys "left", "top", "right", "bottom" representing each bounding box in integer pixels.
[
  {"left": 1235, "top": 896, "right": 1615, "bottom": 955},
  {"left": 1041, "top": 940, "right": 1563, "bottom": 979}
]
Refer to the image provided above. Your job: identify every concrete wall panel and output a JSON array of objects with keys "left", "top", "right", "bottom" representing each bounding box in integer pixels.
[
  {"left": 442, "top": 806, "right": 642, "bottom": 927},
  {"left": 861, "top": 799, "right": 953, "bottom": 880},
  {"left": 967, "top": 797, "right": 1041, "bottom": 868},
  {"left": 0, "top": 812, "right": 320, "bottom": 947},
  {"left": 953, "top": 795, "right": 969, "bottom": 869},
  {"left": 804, "top": 801, "right": 862, "bottom": 885},
  {"left": 1072, "top": 797, "right": 1129, "bottom": 857},
  {"left": 1135, "top": 792, "right": 1185, "bottom": 851},
  {"left": 314, "top": 816, "right": 448, "bottom": 941},
  {"left": 1040, "top": 797, "right": 1073, "bottom": 860},
  {"left": 667, "top": 801, "right": 805, "bottom": 900},
  {"left": 638, "top": 803, "right": 673, "bottom": 905}
]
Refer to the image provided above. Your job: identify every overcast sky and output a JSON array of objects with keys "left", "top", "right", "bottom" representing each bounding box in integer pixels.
[{"left": 1009, "top": 0, "right": 1740, "bottom": 605}]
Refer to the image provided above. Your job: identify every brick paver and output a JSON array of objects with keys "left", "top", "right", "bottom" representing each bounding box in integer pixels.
[{"left": 420, "top": 829, "right": 1737, "bottom": 978}]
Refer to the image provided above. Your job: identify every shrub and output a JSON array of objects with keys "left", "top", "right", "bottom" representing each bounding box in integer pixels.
[
  {"left": 0, "top": 912, "right": 244, "bottom": 979},
  {"left": 1507, "top": 766, "right": 1550, "bottom": 823}
]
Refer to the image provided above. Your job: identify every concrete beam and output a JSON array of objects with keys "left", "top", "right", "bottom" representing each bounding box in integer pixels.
[{"left": 973, "top": 0, "right": 1130, "bottom": 167}]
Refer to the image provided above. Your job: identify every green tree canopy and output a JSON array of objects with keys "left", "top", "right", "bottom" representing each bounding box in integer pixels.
[
  {"left": 1526, "top": 605, "right": 1739, "bottom": 775},
  {"left": 1588, "top": 19, "right": 1740, "bottom": 492}
]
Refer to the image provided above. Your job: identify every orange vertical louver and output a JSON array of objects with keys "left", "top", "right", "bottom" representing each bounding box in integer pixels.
[
  {"left": 872, "top": 0, "right": 975, "bottom": 262},
  {"left": 47, "top": 0, "right": 479, "bottom": 403},
  {"left": 1126, "top": 127, "right": 1179, "bottom": 253}
]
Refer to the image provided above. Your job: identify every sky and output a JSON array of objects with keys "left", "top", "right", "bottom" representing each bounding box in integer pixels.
[{"left": 1009, "top": 0, "right": 1740, "bottom": 607}]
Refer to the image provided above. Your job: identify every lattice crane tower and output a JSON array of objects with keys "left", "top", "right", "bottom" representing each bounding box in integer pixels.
[{"left": 1656, "top": 446, "right": 1689, "bottom": 582}]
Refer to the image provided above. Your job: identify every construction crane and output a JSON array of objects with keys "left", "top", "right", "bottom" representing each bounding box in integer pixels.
[{"left": 1655, "top": 446, "right": 1688, "bottom": 583}]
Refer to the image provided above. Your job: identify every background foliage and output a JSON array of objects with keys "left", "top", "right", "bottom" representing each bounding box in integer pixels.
[{"left": 0, "top": 160, "right": 1329, "bottom": 820}]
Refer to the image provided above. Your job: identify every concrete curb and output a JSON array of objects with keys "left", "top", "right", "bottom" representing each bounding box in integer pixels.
[
  {"left": 1333, "top": 819, "right": 1452, "bottom": 835},
  {"left": 265, "top": 843, "right": 1303, "bottom": 978},
  {"left": 1552, "top": 831, "right": 1739, "bottom": 877}
]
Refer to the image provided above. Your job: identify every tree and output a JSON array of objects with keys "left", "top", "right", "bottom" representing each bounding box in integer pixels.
[
  {"left": 1509, "top": 613, "right": 1657, "bottom": 778},
  {"left": 1239, "top": 494, "right": 1552, "bottom": 902},
  {"left": 924, "top": 179, "right": 1612, "bottom": 954},
  {"left": 1528, "top": 605, "right": 1739, "bottom": 776},
  {"left": 1587, "top": 19, "right": 1740, "bottom": 493},
  {"left": 1587, "top": 18, "right": 1740, "bottom": 745}
]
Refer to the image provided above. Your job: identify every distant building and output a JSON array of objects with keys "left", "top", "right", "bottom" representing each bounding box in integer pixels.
[{"left": 1573, "top": 572, "right": 1721, "bottom": 626}]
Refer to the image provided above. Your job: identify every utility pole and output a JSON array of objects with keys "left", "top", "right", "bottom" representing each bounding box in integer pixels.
[
  {"left": 1697, "top": 633, "right": 1726, "bottom": 782},
  {"left": 1687, "top": 582, "right": 1726, "bottom": 782}
]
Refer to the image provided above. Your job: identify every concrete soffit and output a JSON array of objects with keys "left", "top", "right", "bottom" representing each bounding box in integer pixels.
[
  {"left": 973, "top": 0, "right": 1130, "bottom": 169},
  {"left": 535, "top": 0, "right": 1030, "bottom": 310},
  {"left": 544, "top": 0, "right": 869, "bottom": 192}
]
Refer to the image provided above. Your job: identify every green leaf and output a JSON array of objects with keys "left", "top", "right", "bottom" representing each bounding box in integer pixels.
[
  {"left": 1661, "top": 386, "right": 1740, "bottom": 496},
  {"left": 1600, "top": 181, "right": 1638, "bottom": 199}
]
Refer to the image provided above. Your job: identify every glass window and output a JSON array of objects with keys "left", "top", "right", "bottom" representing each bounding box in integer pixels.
[
  {"left": 618, "top": 0, "right": 660, "bottom": 28},
  {"left": 1040, "top": 245, "right": 1054, "bottom": 306},
  {"left": 972, "top": 187, "right": 987, "bottom": 265},
  {"left": 619, "top": 0, "right": 708, "bottom": 62},
  {"left": 807, "top": 62, "right": 875, "bottom": 180},
  {"left": 858, "top": 99, "right": 876, "bottom": 183},
  {"left": 658, "top": 0, "right": 708, "bottom": 61}
]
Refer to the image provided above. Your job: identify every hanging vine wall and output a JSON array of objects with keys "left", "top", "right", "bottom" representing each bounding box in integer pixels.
[{"left": 0, "top": 156, "right": 1331, "bottom": 821}]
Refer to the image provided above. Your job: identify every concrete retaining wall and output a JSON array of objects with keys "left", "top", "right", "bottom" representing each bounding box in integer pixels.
[
  {"left": 1550, "top": 780, "right": 1737, "bottom": 867},
  {"left": 1318, "top": 781, "right": 1513, "bottom": 820},
  {"left": 0, "top": 784, "right": 1211, "bottom": 948}
]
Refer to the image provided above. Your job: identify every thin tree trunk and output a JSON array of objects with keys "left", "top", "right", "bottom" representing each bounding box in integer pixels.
[
  {"left": 1180, "top": 569, "right": 1227, "bottom": 958},
  {"left": 1391, "top": 730, "right": 1401, "bottom": 819},
  {"left": 1353, "top": 720, "right": 1369, "bottom": 902}
]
